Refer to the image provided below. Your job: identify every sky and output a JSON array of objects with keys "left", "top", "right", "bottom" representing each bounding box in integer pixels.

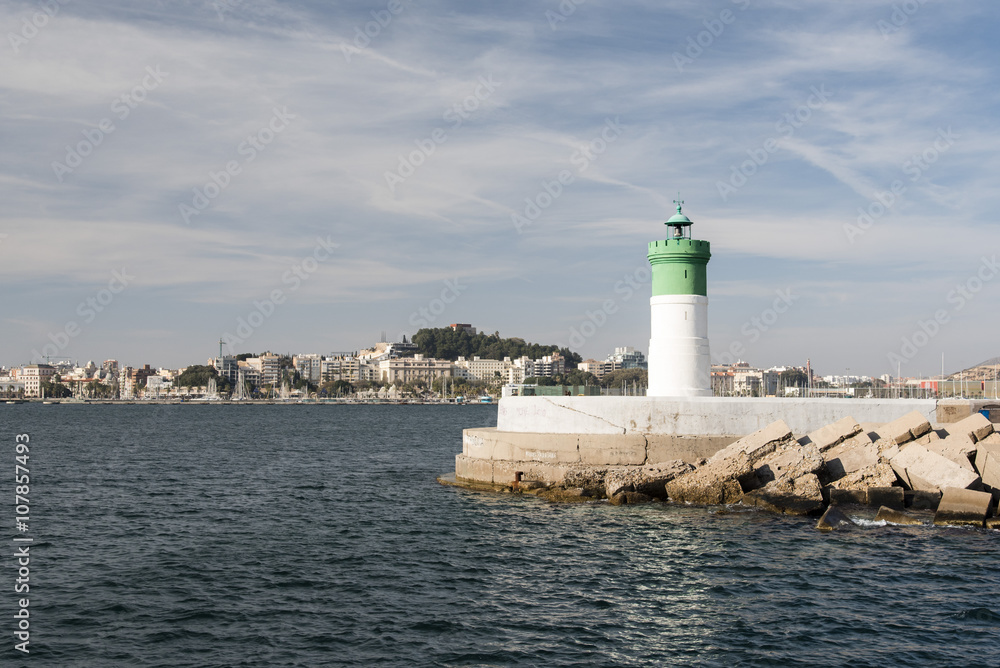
[{"left": 2, "top": 0, "right": 1000, "bottom": 379}]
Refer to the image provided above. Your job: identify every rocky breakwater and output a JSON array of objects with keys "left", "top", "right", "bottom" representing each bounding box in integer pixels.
[{"left": 512, "top": 411, "right": 1000, "bottom": 528}]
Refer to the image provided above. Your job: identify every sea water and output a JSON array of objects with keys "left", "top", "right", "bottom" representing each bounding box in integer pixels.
[{"left": 5, "top": 404, "right": 999, "bottom": 666}]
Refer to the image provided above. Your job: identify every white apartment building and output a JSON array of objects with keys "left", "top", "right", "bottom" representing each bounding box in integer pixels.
[
  {"left": 21, "top": 364, "right": 56, "bottom": 397},
  {"left": 293, "top": 354, "right": 323, "bottom": 382},
  {"left": 378, "top": 355, "right": 454, "bottom": 384}
]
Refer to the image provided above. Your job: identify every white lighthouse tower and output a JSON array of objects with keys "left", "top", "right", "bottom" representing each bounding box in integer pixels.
[{"left": 647, "top": 200, "right": 713, "bottom": 397}]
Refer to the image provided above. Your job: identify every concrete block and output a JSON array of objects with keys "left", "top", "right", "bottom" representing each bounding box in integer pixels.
[
  {"left": 493, "top": 460, "right": 569, "bottom": 486},
  {"left": 914, "top": 430, "right": 943, "bottom": 445},
  {"left": 578, "top": 434, "right": 647, "bottom": 466},
  {"left": 827, "top": 462, "right": 898, "bottom": 493},
  {"left": 947, "top": 412, "right": 994, "bottom": 443},
  {"left": 925, "top": 434, "right": 976, "bottom": 472},
  {"left": 974, "top": 440, "right": 1000, "bottom": 479},
  {"left": 510, "top": 434, "right": 581, "bottom": 464},
  {"left": 455, "top": 454, "right": 493, "bottom": 483},
  {"left": 801, "top": 416, "right": 862, "bottom": 452},
  {"left": 816, "top": 505, "right": 856, "bottom": 532},
  {"left": 646, "top": 434, "right": 733, "bottom": 465},
  {"left": 824, "top": 439, "right": 880, "bottom": 482},
  {"left": 742, "top": 473, "right": 824, "bottom": 516},
  {"left": 710, "top": 420, "right": 793, "bottom": 463},
  {"left": 905, "top": 489, "right": 941, "bottom": 510},
  {"left": 937, "top": 400, "right": 974, "bottom": 424},
  {"left": 876, "top": 411, "right": 932, "bottom": 445},
  {"left": 874, "top": 506, "right": 924, "bottom": 525},
  {"left": 889, "top": 444, "right": 982, "bottom": 492},
  {"left": 978, "top": 447, "right": 1000, "bottom": 492},
  {"left": 985, "top": 516, "right": 1000, "bottom": 529},
  {"left": 828, "top": 488, "right": 867, "bottom": 505},
  {"left": 754, "top": 443, "right": 823, "bottom": 486},
  {"left": 868, "top": 486, "right": 905, "bottom": 510},
  {"left": 604, "top": 460, "right": 692, "bottom": 499},
  {"left": 933, "top": 487, "right": 994, "bottom": 527}
]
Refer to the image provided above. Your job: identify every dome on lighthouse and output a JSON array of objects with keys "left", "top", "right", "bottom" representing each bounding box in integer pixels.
[{"left": 666, "top": 201, "right": 692, "bottom": 225}]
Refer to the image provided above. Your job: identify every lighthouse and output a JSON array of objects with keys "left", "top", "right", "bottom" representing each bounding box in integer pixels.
[{"left": 647, "top": 200, "right": 712, "bottom": 397}]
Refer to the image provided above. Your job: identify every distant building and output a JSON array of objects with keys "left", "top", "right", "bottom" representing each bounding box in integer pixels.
[
  {"left": 449, "top": 323, "right": 477, "bottom": 335},
  {"left": 378, "top": 354, "right": 454, "bottom": 385},
  {"left": 21, "top": 364, "right": 56, "bottom": 397},
  {"left": 606, "top": 346, "right": 646, "bottom": 370},
  {"left": 293, "top": 354, "right": 323, "bottom": 382}
]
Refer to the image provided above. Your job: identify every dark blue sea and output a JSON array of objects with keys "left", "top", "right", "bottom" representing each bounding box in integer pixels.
[{"left": 4, "top": 404, "right": 999, "bottom": 667}]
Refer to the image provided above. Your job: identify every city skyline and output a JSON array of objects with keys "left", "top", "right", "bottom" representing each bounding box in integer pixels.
[{"left": 3, "top": 2, "right": 1000, "bottom": 376}]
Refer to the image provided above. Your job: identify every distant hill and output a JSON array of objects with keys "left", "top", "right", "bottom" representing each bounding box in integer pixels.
[
  {"left": 411, "top": 328, "right": 582, "bottom": 367},
  {"left": 948, "top": 357, "right": 1000, "bottom": 381}
]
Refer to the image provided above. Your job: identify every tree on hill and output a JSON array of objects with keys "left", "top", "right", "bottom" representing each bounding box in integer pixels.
[
  {"left": 599, "top": 368, "right": 647, "bottom": 388},
  {"left": 411, "top": 328, "right": 582, "bottom": 367},
  {"left": 176, "top": 365, "right": 231, "bottom": 392}
]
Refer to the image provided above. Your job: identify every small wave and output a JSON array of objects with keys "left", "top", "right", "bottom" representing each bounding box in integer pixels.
[
  {"left": 850, "top": 518, "right": 887, "bottom": 527},
  {"left": 952, "top": 607, "right": 1000, "bottom": 624}
]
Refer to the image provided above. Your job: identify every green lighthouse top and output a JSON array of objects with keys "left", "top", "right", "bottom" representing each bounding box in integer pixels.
[{"left": 666, "top": 198, "right": 693, "bottom": 239}]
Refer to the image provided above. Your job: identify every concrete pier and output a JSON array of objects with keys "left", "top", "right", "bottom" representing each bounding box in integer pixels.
[{"left": 455, "top": 396, "right": 982, "bottom": 488}]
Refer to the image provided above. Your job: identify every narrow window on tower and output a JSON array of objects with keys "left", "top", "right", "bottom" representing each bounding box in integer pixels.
[{"left": 685, "top": 270, "right": 688, "bottom": 279}]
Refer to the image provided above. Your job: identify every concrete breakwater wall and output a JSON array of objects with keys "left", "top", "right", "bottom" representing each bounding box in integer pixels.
[
  {"left": 453, "top": 400, "right": 1000, "bottom": 527},
  {"left": 456, "top": 397, "right": 982, "bottom": 488},
  {"left": 495, "top": 396, "right": 939, "bottom": 435}
]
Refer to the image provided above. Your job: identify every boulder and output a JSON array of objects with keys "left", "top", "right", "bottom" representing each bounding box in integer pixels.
[
  {"left": 874, "top": 506, "right": 924, "bottom": 525},
  {"left": 876, "top": 411, "right": 932, "bottom": 445},
  {"left": 889, "top": 444, "right": 982, "bottom": 492},
  {"left": 816, "top": 505, "right": 856, "bottom": 532},
  {"left": 742, "top": 473, "right": 824, "bottom": 516},
  {"left": 609, "top": 491, "right": 654, "bottom": 506},
  {"left": 563, "top": 466, "right": 608, "bottom": 497},
  {"left": 665, "top": 421, "right": 793, "bottom": 505},
  {"left": 946, "top": 412, "right": 994, "bottom": 443},
  {"left": 537, "top": 486, "right": 595, "bottom": 503},
  {"left": 604, "top": 460, "right": 693, "bottom": 499},
  {"left": 933, "top": 487, "right": 994, "bottom": 527},
  {"left": 801, "top": 416, "right": 862, "bottom": 451}
]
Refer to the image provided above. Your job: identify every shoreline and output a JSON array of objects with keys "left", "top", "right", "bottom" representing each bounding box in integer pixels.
[{"left": 2, "top": 399, "right": 500, "bottom": 406}]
